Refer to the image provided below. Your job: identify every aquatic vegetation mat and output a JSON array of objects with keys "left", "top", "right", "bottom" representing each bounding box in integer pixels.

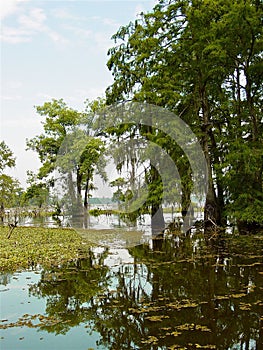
[{"left": 0, "top": 226, "right": 92, "bottom": 271}]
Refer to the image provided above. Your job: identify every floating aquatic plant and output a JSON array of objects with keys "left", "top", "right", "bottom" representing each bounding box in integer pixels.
[{"left": 0, "top": 226, "right": 92, "bottom": 271}]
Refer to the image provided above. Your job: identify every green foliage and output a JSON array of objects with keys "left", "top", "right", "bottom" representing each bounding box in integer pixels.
[
  {"left": 218, "top": 141, "right": 263, "bottom": 226},
  {"left": 0, "top": 141, "right": 16, "bottom": 172},
  {"left": 78, "top": 137, "right": 106, "bottom": 184},
  {"left": 27, "top": 99, "right": 107, "bottom": 211},
  {"left": 21, "top": 171, "right": 50, "bottom": 208},
  {"left": 110, "top": 177, "right": 127, "bottom": 203},
  {"left": 22, "top": 183, "right": 49, "bottom": 208},
  {"left": 106, "top": 0, "right": 263, "bottom": 231},
  {"left": 0, "top": 141, "right": 22, "bottom": 209},
  {"left": 0, "top": 174, "right": 22, "bottom": 208},
  {"left": 27, "top": 99, "right": 81, "bottom": 180}
]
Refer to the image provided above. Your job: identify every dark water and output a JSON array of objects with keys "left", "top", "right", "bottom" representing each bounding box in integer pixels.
[{"left": 1, "top": 233, "right": 263, "bottom": 350}]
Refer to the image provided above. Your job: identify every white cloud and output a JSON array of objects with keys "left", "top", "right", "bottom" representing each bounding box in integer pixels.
[
  {"left": 1, "top": 7, "right": 68, "bottom": 45},
  {"left": 46, "top": 29, "right": 68, "bottom": 44},
  {"left": 0, "top": 26, "right": 31, "bottom": 43},
  {"left": 0, "top": 0, "right": 18, "bottom": 20},
  {"left": 0, "top": 0, "right": 29, "bottom": 20},
  {"left": 18, "top": 8, "right": 46, "bottom": 31}
]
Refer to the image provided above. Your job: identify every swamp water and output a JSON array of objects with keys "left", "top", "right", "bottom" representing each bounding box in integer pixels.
[{"left": 0, "top": 232, "right": 263, "bottom": 350}]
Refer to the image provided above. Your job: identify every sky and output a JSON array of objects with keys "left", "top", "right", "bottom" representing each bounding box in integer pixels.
[{"left": 0, "top": 0, "right": 156, "bottom": 188}]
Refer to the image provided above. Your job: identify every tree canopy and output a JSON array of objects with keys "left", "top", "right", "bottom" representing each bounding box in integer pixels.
[{"left": 106, "top": 0, "right": 263, "bottom": 232}]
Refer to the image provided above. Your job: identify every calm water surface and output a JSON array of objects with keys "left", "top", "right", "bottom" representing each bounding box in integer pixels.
[{"left": 1, "top": 233, "right": 263, "bottom": 350}]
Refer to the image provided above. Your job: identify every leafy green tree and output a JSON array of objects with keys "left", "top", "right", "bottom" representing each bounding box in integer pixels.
[
  {"left": 22, "top": 171, "right": 49, "bottom": 208},
  {"left": 27, "top": 99, "right": 106, "bottom": 220},
  {"left": 212, "top": 1, "right": 263, "bottom": 232},
  {"left": 26, "top": 99, "right": 81, "bottom": 201},
  {"left": 106, "top": 0, "right": 263, "bottom": 232},
  {"left": 0, "top": 174, "right": 22, "bottom": 209}
]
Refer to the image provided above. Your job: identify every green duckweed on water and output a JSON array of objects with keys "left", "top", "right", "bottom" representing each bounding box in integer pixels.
[{"left": 0, "top": 226, "right": 92, "bottom": 271}]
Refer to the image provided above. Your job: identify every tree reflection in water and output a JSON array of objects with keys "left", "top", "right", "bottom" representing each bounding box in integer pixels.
[{"left": 29, "top": 234, "right": 263, "bottom": 349}]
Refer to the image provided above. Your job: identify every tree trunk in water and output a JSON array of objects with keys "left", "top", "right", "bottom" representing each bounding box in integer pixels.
[
  {"left": 151, "top": 204, "right": 165, "bottom": 236},
  {"left": 82, "top": 176, "right": 91, "bottom": 228},
  {"left": 84, "top": 175, "right": 90, "bottom": 210},
  {"left": 181, "top": 164, "right": 192, "bottom": 220},
  {"left": 68, "top": 170, "right": 83, "bottom": 228},
  {"left": 204, "top": 187, "right": 221, "bottom": 230},
  {"left": 208, "top": 129, "right": 226, "bottom": 227},
  {"left": 139, "top": 124, "right": 165, "bottom": 234},
  {"left": 150, "top": 166, "right": 165, "bottom": 235}
]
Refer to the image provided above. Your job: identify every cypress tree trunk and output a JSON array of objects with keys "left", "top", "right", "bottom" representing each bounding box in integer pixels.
[
  {"left": 149, "top": 165, "right": 165, "bottom": 235},
  {"left": 151, "top": 204, "right": 165, "bottom": 235}
]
